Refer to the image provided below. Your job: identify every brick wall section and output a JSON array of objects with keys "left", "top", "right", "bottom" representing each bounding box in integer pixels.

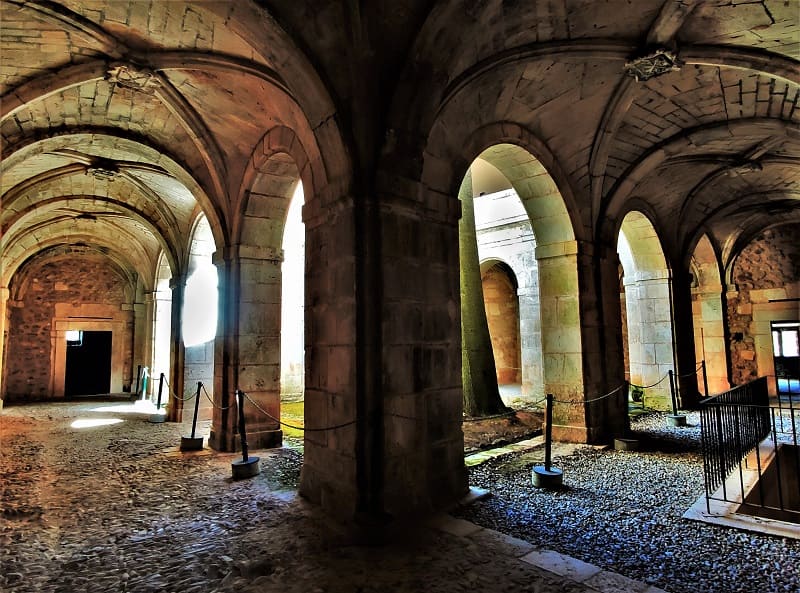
[
  {"left": 728, "top": 224, "right": 800, "bottom": 385},
  {"left": 5, "top": 257, "right": 133, "bottom": 401}
]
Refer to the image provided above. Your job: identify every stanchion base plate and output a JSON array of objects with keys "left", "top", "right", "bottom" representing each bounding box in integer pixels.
[
  {"left": 180, "top": 436, "right": 204, "bottom": 451},
  {"left": 532, "top": 465, "right": 563, "bottom": 489},
  {"left": 232, "top": 456, "right": 260, "bottom": 480},
  {"left": 148, "top": 413, "right": 166, "bottom": 423},
  {"left": 614, "top": 437, "right": 640, "bottom": 451},
  {"left": 667, "top": 414, "right": 687, "bottom": 427}
]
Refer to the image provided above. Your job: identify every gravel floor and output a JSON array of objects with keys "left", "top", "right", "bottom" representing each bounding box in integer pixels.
[{"left": 454, "top": 412, "right": 800, "bottom": 593}]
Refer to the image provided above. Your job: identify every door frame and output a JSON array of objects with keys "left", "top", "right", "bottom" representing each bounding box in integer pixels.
[{"left": 51, "top": 317, "right": 125, "bottom": 397}]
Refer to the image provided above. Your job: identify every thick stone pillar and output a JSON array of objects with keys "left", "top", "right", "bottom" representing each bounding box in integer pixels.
[
  {"left": 299, "top": 191, "right": 362, "bottom": 519},
  {"left": 208, "top": 246, "right": 283, "bottom": 450},
  {"left": 538, "top": 241, "right": 627, "bottom": 443},
  {"left": 580, "top": 245, "right": 629, "bottom": 440},
  {"left": 379, "top": 186, "right": 467, "bottom": 515},
  {"left": 166, "top": 276, "right": 185, "bottom": 422},
  {"left": 299, "top": 180, "right": 468, "bottom": 520},
  {"left": 672, "top": 271, "right": 700, "bottom": 407},
  {"left": 459, "top": 174, "right": 504, "bottom": 416},
  {"left": 536, "top": 241, "right": 585, "bottom": 440},
  {"left": 623, "top": 271, "right": 675, "bottom": 409}
]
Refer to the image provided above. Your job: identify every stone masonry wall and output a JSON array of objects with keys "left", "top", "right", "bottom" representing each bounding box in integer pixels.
[
  {"left": 728, "top": 225, "right": 800, "bottom": 385},
  {"left": 482, "top": 267, "right": 521, "bottom": 384},
  {"left": 5, "top": 257, "right": 133, "bottom": 401}
]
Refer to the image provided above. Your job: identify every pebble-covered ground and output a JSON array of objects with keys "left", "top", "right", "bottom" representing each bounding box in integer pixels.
[
  {"left": 1, "top": 400, "right": 623, "bottom": 593},
  {"left": 454, "top": 412, "right": 800, "bottom": 593}
]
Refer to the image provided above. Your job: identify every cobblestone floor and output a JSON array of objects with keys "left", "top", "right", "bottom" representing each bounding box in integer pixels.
[{"left": 0, "top": 400, "right": 662, "bottom": 593}]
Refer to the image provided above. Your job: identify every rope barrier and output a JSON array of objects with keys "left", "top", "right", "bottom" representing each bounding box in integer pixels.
[
  {"left": 157, "top": 375, "right": 198, "bottom": 402},
  {"left": 241, "top": 391, "right": 356, "bottom": 432},
  {"left": 630, "top": 372, "right": 669, "bottom": 390},
  {"left": 678, "top": 366, "right": 702, "bottom": 379},
  {"left": 554, "top": 383, "right": 626, "bottom": 406},
  {"left": 202, "top": 383, "right": 235, "bottom": 410}
]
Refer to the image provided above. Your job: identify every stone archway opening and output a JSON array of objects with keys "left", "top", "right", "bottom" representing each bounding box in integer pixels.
[
  {"left": 617, "top": 211, "right": 676, "bottom": 410},
  {"left": 279, "top": 182, "right": 305, "bottom": 437},
  {"left": 690, "top": 234, "right": 730, "bottom": 396},
  {"left": 480, "top": 260, "right": 522, "bottom": 402},
  {"left": 182, "top": 214, "right": 217, "bottom": 415},
  {"left": 150, "top": 252, "right": 172, "bottom": 399}
]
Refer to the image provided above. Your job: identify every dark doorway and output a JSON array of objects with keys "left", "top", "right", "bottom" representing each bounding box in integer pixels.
[
  {"left": 65, "top": 331, "right": 112, "bottom": 397},
  {"left": 772, "top": 322, "right": 800, "bottom": 396}
]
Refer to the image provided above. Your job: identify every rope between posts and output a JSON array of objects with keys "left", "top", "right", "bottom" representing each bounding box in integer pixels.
[
  {"left": 630, "top": 373, "right": 669, "bottom": 390},
  {"left": 678, "top": 362, "right": 705, "bottom": 379},
  {"left": 165, "top": 378, "right": 198, "bottom": 402},
  {"left": 555, "top": 383, "right": 627, "bottom": 406},
  {"left": 202, "top": 383, "right": 235, "bottom": 410},
  {"left": 241, "top": 391, "right": 356, "bottom": 432}
]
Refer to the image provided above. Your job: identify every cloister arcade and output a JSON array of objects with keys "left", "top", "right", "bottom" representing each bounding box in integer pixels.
[{"left": 1, "top": 0, "right": 798, "bottom": 521}]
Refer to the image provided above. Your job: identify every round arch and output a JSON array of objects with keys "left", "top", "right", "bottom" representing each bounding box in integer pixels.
[
  {"left": 690, "top": 234, "right": 730, "bottom": 395},
  {"left": 617, "top": 210, "right": 675, "bottom": 409}
]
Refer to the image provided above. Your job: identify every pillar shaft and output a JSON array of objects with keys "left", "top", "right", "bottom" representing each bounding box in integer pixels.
[
  {"left": 0, "top": 286, "right": 8, "bottom": 405},
  {"left": 459, "top": 173, "right": 504, "bottom": 417},
  {"left": 672, "top": 271, "right": 700, "bottom": 407},
  {"left": 166, "top": 277, "right": 185, "bottom": 422},
  {"left": 209, "top": 247, "right": 283, "bottom": 451}
]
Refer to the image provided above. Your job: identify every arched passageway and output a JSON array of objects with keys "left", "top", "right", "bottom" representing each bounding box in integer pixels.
[
  {"left": 182, "top": 214, "right": 217, "bottom": 417},
  {"left": 690, "top": 234, "right": 729, "bottom": 396},
  {"left": 2, "top": 0, "right": 797, "bottom": 524},
  {"left": 617, "top": 211, "right": 676, "bottom": 410},
  {"left": 481, "top": 261, "right": 521, "bottom": 387}
]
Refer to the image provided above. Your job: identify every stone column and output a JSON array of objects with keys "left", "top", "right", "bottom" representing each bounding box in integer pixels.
[
  {"left": 671, "top": 271, "right": 699, "bottom": 407},
  {"left": 207, "top": 246, "right": 283, "bottom": 450},
  {"left": 579, "top": 245, "right": 629, "bottom": 440},
  {"left": 299, "top": 178, "right": 469, "bottom": 520},
  {"left": 132, "top": 297, "right": 149, "bottom": 394},
  {"left": 459, "top": 174, "right": 504, "bottom": 416},
  {"left": 299, "top": 191, "right": 362, "bottom": 519},
  {"left": 518, "top": 284, "right": 544, "bottom": 398},
  {"left": 235, "top": 244, "right": 283, "bottom": 449},
  {"left": 535, "top": 241, "right": 586, "bottom": 441},
  {"left": 166, "top": 275, "right": 185, "bottom": 422},
  {"left": 623, "top": 271, "right": 675, "bottom": 409},
  {"left": 0, "top": 286, "right": 8, "bottom": 407},
  {"left": 692, "top": 284, "right": 730, "bottom": 397},
  {"left": 378, "top": 184, "right": 467, "bottom": 516}
]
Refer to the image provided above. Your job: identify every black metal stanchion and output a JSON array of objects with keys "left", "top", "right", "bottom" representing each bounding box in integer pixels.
[
  {"left": 132, "top": 365, "right": 142, "bottom": 401},
  {"left": 615, "top": 380, "right": 640, "bottom": 451},
  {"left": 180, "top": 382, "right": 204, "bottom": 451},
  {"left": 149, "top": 372, "right": 166, "bottom": 423},
  {"left": 532, "top": 393, "right": 563, "bottom": 488},
  {"left": 231, "top": 389, "right": 260, "bottom": 479},
  {"left": 667, "top": 369, "right": 687, "bottom": 426},
  {"left": 701, "top": 360, "right": 709, "bottom": 399}
]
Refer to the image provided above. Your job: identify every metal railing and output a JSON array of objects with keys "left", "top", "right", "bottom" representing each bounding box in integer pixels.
[{"left": 699, "top": 377, "right": 800, "bottom": 521}]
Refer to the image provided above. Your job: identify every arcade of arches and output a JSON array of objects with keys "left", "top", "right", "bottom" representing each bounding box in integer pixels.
[{"left": 1, "top": 1, "right": 799, "bottom": 522}]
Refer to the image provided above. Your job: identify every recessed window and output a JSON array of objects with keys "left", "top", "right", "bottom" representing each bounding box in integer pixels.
[{"left": 66, "top": 330, "right": 83, "bottom": 346}]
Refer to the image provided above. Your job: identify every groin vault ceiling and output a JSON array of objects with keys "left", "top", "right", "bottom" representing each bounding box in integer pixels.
[{"left": 1, "top": 0, "right": 799, "bottom": 288}]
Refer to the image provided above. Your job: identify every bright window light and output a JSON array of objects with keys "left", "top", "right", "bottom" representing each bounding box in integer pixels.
[
  {"left": 182, "top": 262, "right": 218, "bottom": 347},
  {"left": 71, "top": 418, "right": 124, "bottom": 429}
]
